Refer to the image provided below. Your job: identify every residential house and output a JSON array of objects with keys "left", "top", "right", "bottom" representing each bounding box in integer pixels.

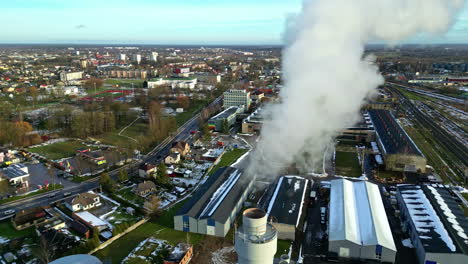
[
  {"left": 171, "top": 141, "right": 190, "bottom": 156},
  {"left": 139, "top": 163, "right": 157, "bottom": 178},
  {"left": 165, "top": 153, "right": 181, "bottom": 165},
  {"left": 66, "top": 192, "right": 101, "bottom": 212},
  {"left": 135, "top": 181, "right": 157, "bottom": 196},
  {"left": 0, "top": 163, "right": 29, "bottom": 185}
]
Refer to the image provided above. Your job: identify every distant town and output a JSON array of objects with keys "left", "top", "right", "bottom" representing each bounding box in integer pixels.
[{"left": 0, "top": 44, "right": 466, "bottom": 264}]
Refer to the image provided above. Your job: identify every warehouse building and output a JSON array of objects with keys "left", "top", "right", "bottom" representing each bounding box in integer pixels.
[
  {"left": 223, "top": 89, "right": 251, "bottom": 111},
  {"left": 329, "top": 179, "right": 396, "bottom": 263},
  {"left": 208, "top": 106, "right": 242, "bottom": 132},
  {"left": 368, "top": 109, "right": 426, "bottom": 173},
  {"left": 174, "top": 167, "right": 253, "bottom": 237},
  {"left": 265, "top": 176, "right": 309, "bottom": 240},
  {"left": 396, "top": 184, "right": 468, "bottom": 264}
]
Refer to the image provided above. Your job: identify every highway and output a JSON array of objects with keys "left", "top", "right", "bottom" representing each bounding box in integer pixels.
[{"left": 0, "top": 96, "right": 222, "bottom": 219}]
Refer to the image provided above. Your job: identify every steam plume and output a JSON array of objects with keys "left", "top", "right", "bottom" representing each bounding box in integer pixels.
[{"left": 250, "top": 0, "right": 464, "bottom": 177}]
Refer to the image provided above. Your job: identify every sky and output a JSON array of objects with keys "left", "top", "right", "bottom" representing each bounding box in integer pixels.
[{"left": 1, "top": 0, "right": 468, "bottom": 45}]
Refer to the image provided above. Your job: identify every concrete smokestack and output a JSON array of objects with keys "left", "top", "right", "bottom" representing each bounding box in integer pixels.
[{"left": 235, "top": 208, "right": 277, "bottom": 264}]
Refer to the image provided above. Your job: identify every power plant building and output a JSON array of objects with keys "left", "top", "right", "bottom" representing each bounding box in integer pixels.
[
  {"left": 235, "top": 208, "right": 277, "bottom": 264},
  {"left": 368, "top": 109, "right": 426, "bottom": 173},
  {"left": 265, "top": 176, "right": 309, "bottom": 240},
  {"left": 328, "top": 179, "right": 397, "bottom": 263},
  {"left": 174, "top": 167, "right": 253, "bottom": 237},
  {"left": 396, "top": 184, "right": 468, "bottom": 264}
]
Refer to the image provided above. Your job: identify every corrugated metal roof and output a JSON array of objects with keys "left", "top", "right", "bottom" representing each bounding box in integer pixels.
[{"left": 329, "top": 179, "right": 396, "bottom": 251}]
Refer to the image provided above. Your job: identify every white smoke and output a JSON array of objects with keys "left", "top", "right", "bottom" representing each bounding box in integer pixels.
[{"left": 250, "top": 0, "right": 465, "bottom": 177}]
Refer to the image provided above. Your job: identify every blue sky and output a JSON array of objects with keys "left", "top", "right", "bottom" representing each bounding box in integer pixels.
[{"left": 1, "top": 0, "right": 468, "bottom": 45}]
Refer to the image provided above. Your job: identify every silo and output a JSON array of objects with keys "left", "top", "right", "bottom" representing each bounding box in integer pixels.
[{"left": 235, "top": 208, "right": 277, "bottom": 264}]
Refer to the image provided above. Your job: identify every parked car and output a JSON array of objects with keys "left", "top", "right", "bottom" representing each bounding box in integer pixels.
[{"left": 3, "top": 209, "right": 15, "bottom": 215}]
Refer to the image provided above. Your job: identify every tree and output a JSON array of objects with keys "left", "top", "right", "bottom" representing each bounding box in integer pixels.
[
  {"left": 118, "top": 170, "right": 128, "bottom": 183},
  {"left": 34, "top": 235, "right": 54, "bottom": 264},
  {"left": 222, "top": 119, "right": 229, "bottom": 134},
  {"left": 30, "top": 86, "right": 39, "bottom": 107},
  {"left": 143, "top": 195, "right": 162, "bottom": 218},
  {"left": 176, "top": 96, "right": 190, "bottom": 109},
  {"left": 99, "top": 172, "right": 116, "bottom": 193},
  {"left": 155, "top": 163, "right": 170, "bottom": 186},
  {"left": 84, "top": 78, "right": 104, "bottom": 91}
]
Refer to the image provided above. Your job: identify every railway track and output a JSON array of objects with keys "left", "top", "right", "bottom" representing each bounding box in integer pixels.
[{"left": 392, "top": 88, "right": 467, "bottom": 183}]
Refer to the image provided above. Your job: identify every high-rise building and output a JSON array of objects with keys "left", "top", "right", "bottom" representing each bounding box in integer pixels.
[
  {"left": 120, "top": 54, "right": 126, "bottom": 61},
  {"left": 223, "top": 89, "right": 251, "bottom": 111},
  {"left": 151, "top": 52, "right": 158, "bottom": 62},
  {"left": 132, "top": 54, "right": 142, "bottom": 64},
  {"left": 235, "top": 208, "right": 277, "bottom": 264}
]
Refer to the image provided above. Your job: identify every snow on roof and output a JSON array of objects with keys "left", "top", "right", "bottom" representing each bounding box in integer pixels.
[
  {"left": 199, "top": 169, "right": 242, "bottom": 217},
  {"left": 267, "top": 176, "right": 308, "bottom": 227},
  {"left": 329, "top": 179, "right": 396, "bottom": 251},
  {"left": 399, "top": 186, "right": 456, "bottom": 252}
]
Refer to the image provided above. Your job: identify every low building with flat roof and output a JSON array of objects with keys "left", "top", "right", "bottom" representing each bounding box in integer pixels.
[
  {"left": 208, "top": 106, "right": 242, "bottom": 132},
  {"left": 174, "top": 167, "right": 253, "bottom": 237}
]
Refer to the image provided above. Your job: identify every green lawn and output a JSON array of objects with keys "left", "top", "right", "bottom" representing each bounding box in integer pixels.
[
  {"left": 105, "top": 79, "right": 145, "bottom": 88},
  {"left": 94, "top": 201, "right": 204, "bottom": 264},
  {"left": 335, "top": 151, "right": 361, "bottom": 177},
  {"left": 116, "top": 187, "right": 145, "bottom": 206},
  {"left": 209, "top": 148, "right": 249, "bottom": 176},
  {"left": 121, "top": 121, "right": 149, "bottom": 139},
  {"left": 276, "top": 240, "right": 291, "bottom": 257},
  {"left": 29, "top": 140, "right": 96, "bottom": 160},
  {"left": 0, "top": 221, "right": 35, "bottom": 239},
  {"left": 175, "top": 100, "right": 207, "bottom": 126}
]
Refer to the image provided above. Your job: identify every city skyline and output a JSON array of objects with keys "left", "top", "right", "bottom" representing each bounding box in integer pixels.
[{"left": 2, "top": 0, "right": 468, "bottom": 45}]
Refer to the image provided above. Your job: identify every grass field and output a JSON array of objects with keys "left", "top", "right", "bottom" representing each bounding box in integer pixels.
[
  {"left": 94, "top": 201, "right": 204, "bottom": 264},
  {"left": 276, "top": 240, "right": 291, "bottom": 257},
  {"left": 175, "top": 100, "right": 207, "bottom": 126},
  {"left": 0, "top": 220, "right": 35, "bottom": 239},
  {"left": 116, "top": 187, "right": 145, "bottom": 206},
  {"left": 105, "top": 79, "right": 145, "bottom": 88},
  {"left": 335, "top": 151, "right": 361, "bottom": 177},
  {"left": 29, "top": 140, "right": 96, "bottom": 160},
  {"left": 208, "top": 148, "right": 249, "bottom": 176}
]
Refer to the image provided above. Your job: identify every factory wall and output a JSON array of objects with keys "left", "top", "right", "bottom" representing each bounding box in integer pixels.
[
  {"left": 328, "top": 240, "right": 362, "bottom": 259},
  {"left": 384, "top": 154, "right": 427, "bottom": 173},
  {"left": 271, "top": 223, "right": 295, "bottom": 240}
]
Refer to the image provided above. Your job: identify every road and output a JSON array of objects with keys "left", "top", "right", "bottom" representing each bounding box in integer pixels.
[{"left": 0, "top": 96, "right": 223, "bottom": 219}]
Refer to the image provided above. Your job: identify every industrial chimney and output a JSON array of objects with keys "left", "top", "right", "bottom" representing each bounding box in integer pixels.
[{"left": 235, "top": 208, "right": 277, "bottom": 264}]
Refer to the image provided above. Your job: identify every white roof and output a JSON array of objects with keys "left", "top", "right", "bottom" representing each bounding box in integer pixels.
[
  {"left": 329, "top": 179, "right": 396, "bottom": 251},
  {"left": 74, "top": 211, "right": 108, "bottom": 227}
]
